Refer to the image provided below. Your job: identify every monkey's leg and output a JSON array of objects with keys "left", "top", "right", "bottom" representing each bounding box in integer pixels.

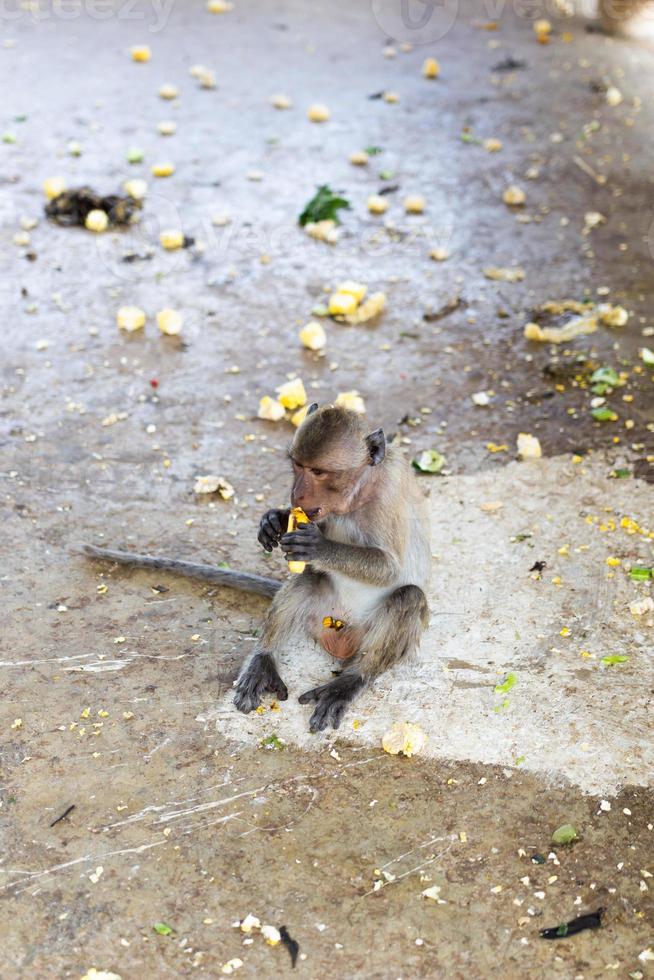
[
  {"left": 299, "top": 585, "right": 429, "bottom": 733},
  {"left": 233, "top": 571, "right": 326, "bottom": 714}
]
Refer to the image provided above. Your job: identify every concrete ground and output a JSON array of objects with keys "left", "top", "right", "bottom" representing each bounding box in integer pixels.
[{"left": 1, "top": 0, "right": 653, "bottom": 978}]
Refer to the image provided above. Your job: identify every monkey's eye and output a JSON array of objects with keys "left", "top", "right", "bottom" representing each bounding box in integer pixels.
[{"left": 310, "top": 467, "right": 325, "bottom": 477}]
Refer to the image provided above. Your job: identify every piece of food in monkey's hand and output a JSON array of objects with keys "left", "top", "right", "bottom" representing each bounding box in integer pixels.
[
  {"left": 287, "top": 507, "right": 310, "bottom": 573},
  {"left": 382, "top": 722, "right": 426, "bottom": 757},
  {"left": 539, "top": 908, "right": 604, "bottom": 940}
]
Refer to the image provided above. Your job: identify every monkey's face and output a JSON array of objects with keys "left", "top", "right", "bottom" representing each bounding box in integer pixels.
[{"left": 289, "top": 457, "right": 369, "bottom": 518}]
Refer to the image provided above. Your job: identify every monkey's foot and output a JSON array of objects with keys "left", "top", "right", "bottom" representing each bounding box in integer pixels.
[
  {"left": 233, "top": 652, "right": 288, "bottom": 713},
  {"left": 298, "top": 673, "right": 365, "bottom": 732}
]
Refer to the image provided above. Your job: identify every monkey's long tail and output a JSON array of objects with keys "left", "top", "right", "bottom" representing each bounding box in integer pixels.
[{"left": 80, "top": 544, "right": 282, "bottom": 599}]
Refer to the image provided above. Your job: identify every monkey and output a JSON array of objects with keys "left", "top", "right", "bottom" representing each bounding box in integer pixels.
[{"left": 82, "top": 404, "right": 431, "bottom": 732}]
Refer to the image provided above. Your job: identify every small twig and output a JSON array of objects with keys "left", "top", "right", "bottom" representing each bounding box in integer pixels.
[{"left": 49, "top": 804, "right": 75, "bottom": 828}]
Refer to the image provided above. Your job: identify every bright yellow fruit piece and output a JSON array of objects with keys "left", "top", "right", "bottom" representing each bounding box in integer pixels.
[
  {"left": 158, "top": 83, "right": 179, "bottom": 100},
  {"left": 277, "top": 378, "right": 307, "bottom": 410},
  {"left": 404, "top": 195, "right": 426, "bottom": 214},
  {"left": 156, "top": 308, "right": 183, "bottom": 335},
  {"left": 287, "top": 507, "right": 310, "bottom": 574},
  {"left": 117, "top": 306, "right": 146, "bottom": 332},
  {"left": 335, "top": 390, "right": 366, "bottom": 414},
  {"left": 307, "top": 103, "right": 330, "bottom": 122},
  {"left": 367, "top": 194, "right": 389, "bottom": 214},
  {"left": 422, "top": 57, "right": 439, "bottom": 78},
  {"left": 328, "top": 292, "right": 358, "bottom": 316},
  {"left": 299, "top": 320, "right": 326, "bottom": 351},
  {"left": 151, "top": 161, "right": 175, "bottom": 177},
  {"left": 207, "top": 0, "right": 234, "bottom": 11},
  {"left": 157, "top": 120, "right": 177, "bottom": 135},
  {"left": 160, "top": 229, "right": 185, "bottom": 249},
  {"left": 257, "top": 396, "right": 286, "bottom": 421},
  {"left": 130, "top": 45, "right": 151, "bottom": 62}
]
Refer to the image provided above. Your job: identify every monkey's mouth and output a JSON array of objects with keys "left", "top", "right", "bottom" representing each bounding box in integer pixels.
[{"left": 304, "top": 507, "right": 322, "bottom": 520}]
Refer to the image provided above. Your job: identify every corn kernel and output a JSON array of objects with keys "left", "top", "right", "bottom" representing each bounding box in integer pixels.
[
  {"left": 117, "top": 306, "right": 146, "bottom": 332},
  {"left": 157, "top": 120, "right": 177, "bottom": 135},
  {"left": 270, "top": 94, "right": 292, "bottom": 109},
  {"left": 43, "top": 176, "right": 66, "bottom": 200},
  {"left": 422, "top": 57, "right": 439, "bottom": 78},
  {"left": 483, "top": 137, "right": 502, "bottom": 152},
  {"left": 307, "top": 103, "right": 330, "bottom": 122},
  {"left": 85, "top": 209, "right": 109, "bottom": 233},
  {"left": 328, "top": 292, "right": 358, "bottom": 316},
  {"left": 367, "top": 194, "right": 389, "bottom": 214},
  {"left": 344, "top": 292, "right": 386, "bottom": 325},
  {"left": 130, "top": 45, "right": 151, "bottom": 62},
  {"left": 277, "top": 378, "right": 306, "bottom": 410},
  {"left": 350, "top": 150, "right": 369, "bottom": 165},
  {"left": 160, "top": 229, "right": 185, "bottom": 250},
  {"left": 533, "top": 18, "right": 551, "bottom": 34},
  {"left": 430, "top": 247, "right": 450, "bottom": 261},
  {"left": 383, "top": 91, "right": 399, "bottom": 103},
  {"left": 158, "top": 83, "right": 179, "bottom": 100},
  {"left": 404, "top": 195, "right": 426, "bottom": 214},
  {"left": 151, "top": 161, "right": 175, "bottom": 177},
  {"left": 257, "top": 396, "right": 286, "bottom": 421},
  {"left": 299, "top": 320, "right": 326, "bottom": 351},
  {"left": 207, "top": 0, "right": 233, "bottom": 11},
  {"left": 156, "top": 308, "right": 183, "bottom": 335}
]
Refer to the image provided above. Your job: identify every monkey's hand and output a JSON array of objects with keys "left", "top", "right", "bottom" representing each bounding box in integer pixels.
[
  {"left": 258, "top": 508, "right": 290, "bottom": 552},
  {"left": 298, "top": 673, "right": 365, "bottom": 732},
  {"left": 281, "top": 522, "right": 325, "bottom": 563},
  {"left": 234, "top": 652, "right": 288, "bottom": 713}
]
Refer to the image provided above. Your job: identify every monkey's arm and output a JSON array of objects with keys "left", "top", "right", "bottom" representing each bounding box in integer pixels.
[{"left": 281, "top": 524, "right": 399, "bottom": 587}]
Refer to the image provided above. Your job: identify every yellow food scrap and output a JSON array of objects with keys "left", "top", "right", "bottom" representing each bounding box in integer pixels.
[
  {"left": 606, "top": 85, "right": 623, "bottom": 107},
  {"left": 277, "top": 378, "right": 307, "bottom": 410},
  {"left": 158, "top": 83, "right": 179, "bottom": 100},
  {"left": 517, "top": 433, "right": 542, "bottom": 459},
  {"left": 299, "top": 320, "right": 326, "bottom": 351},
  {"left": 130, "top": 45, "right": 151, "bottom": 62},
  {"left": 335, "top": 390, "right": 366, "bottom": 414},
  {"left": 307, "top": 103, "right": 330, "bottom": 122},
  {"left": 430, "top": 247, "right": 450, "bottom": 261},
  {"left": 483, "top": 137, "right": 502, "bottom": 152},
  {"left": 151, "top": 161, "right": 175, "bottom": 177},
  {"left": 404, "top": 195, "right": 426, "bottom": 214},
  {"left": 483, "top": 266, "right": 525, "bottom": 282},
  {"left": 605, "top": 556, "right": 621, "bottom": 566},
  {"left": 322, "top": 616, "right": 345, "bottom": 631},
  {"left": 207, "top": 0, "right": 234, "bottom": 11},
  {"left": 193, "top": 475, "right": 235, "bottom": 499},
  {"left": 382, "top": 721, "right": 427, "bottom": 758},
  {"left": 116, "top": 306, "right": 146, "bottom": 332},
  {"left": 422, "top": 57, "right": 440, "bottom": 78},
  {"left": 524, "top": 314, "right": 597, "bottom": 343},
  {"left": 159, "top": 229, "right": 185, "bottom": 250},
  {"left": 258, "top": 395, "right": 286, "bottom": 422},
  {"left": 85, "top": 209, "right": 109, "bottom": 233},
  {"left": 337, "top": 280, "right": 367, "bottom": 303},
  {"left": 367, "top": 194, "right": 389, "bottom": 214},
  {"left": 11, "top": 718, "right": 22, "bottom": 729},
  {"left": 261, "top": 925, "right": 281, "bottom": 946},
  {"left": 383, "top": 91, "right": 399, "bottom": 103},
  {"left": 328, "top": 291, "right": 358, "bottom": 317},
  {"left": 287, "top": 507, "right": 310, "bottom": 574},
  {"left": 503, "top": 185, "right": 526, "bottom": 206},
  {"left": 350, "top": 150, "right": 369, "bottom": 165},
  {"left": 43, "top": 176, "right": 66, "bottom": 200},
  {"left": 344, "top": 292, "right": 387, "bottom": 325},
  {"left": 156, "top": 308, "right": 183, "bottom": 335},
  {"left": 599, "top": 304, "right": 629, "bottom": 327},
  {"left": 157, "top": 120, "right": 176, "bottom": 135},
  {"left": 270, "top": 93, "right": 292, "bottom": 109},
  {"left": 560, "top": 627, "right": 571, "bottom": 637},
  {"left": 304, "top": 219, "right": 339, "bottom": 244},
  {"left": 486, "top": 442, "right": 508, "bottom": 453}
]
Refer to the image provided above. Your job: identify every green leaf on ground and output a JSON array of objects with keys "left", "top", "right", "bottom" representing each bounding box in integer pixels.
[
  {"left": 629, "top": 567, "right": 652, "bottom": 581},
  {"left": 601, "top": 655, "right": 629, "bottom": 666},
  {"left": 592, "top": 407, "right": 618, "bottom": 422},
  {"left": 299, "top": 185, "right": 350, "bottom": 226},
  {"left": 364, "top": 145, "right": 383, "bottom": 155},
  {"left": 260, "top": 733, "right": 285, "bottom": 750},
  {"left": 127, "top": 147, "right": 144, "bottom": 163},
  {"left": 494, "top": 672, "right": 517, "bottom": 695},
  {"left": 153, "top": 922, "right": 173, "bottom": 936}
]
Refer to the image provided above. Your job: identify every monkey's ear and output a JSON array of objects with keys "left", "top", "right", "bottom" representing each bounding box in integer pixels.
[
  {"left": 366, "top": 428, "right": 386, "bottom": 466},
  {"left": 306, "top": 402, "right": 319, "bottom": 416}
]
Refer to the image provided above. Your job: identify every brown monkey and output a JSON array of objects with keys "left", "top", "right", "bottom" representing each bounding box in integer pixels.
[{"left": 82, "top": 405, "right": 431, "bottom": 732}]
